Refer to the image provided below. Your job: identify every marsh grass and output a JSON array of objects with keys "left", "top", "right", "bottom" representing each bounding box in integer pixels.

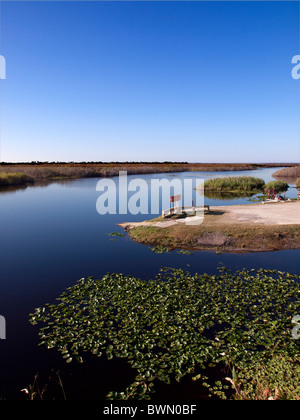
[
  {"left": 0, "top": 162, "right": 296, "bottom": 187},
  {"left": 203, "top": 176, "right": 265, "bottom": 193},
  {"left": 21, "top": 371, "right": 67, "bottom": 400},
  {"left": 0, "top": 172, "right": 34, "bottom": 186},
  {"left": 273, "top": 166, "right": 300, "bottom": 180}
]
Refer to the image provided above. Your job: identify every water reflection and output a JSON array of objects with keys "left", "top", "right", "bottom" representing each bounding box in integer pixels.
[
  {"left": 202, "top": 190, "right": 255, "bottom": 201},
  {"left": 272, "top": 175, "right": 298, "bottom": 186},
  {"left": 0, "top": 179, "right": 73, "bottom": 195},
  {"left": 0, "top": 184, "right": 29, "bottom": 195}
]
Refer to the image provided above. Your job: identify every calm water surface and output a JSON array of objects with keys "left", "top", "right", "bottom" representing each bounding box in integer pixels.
[{"left": 0, "top": 168, "right": 299, "bottom": 399}]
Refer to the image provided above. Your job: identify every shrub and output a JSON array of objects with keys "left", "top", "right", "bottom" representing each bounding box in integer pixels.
[
  {"left": 264, "top": 181, "right": 289, "bottom": 193},
  {"left": 203, "top": 176, "right": 265, "bottom": 192}
]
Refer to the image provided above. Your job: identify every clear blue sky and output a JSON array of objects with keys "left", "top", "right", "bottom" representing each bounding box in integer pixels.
[{"left": 0, "top": 1, "right": 299, "bottom": 163}]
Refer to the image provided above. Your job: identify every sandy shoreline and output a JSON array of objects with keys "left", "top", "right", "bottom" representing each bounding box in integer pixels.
[
  {"left": 120, "top": 201, "right": 300, "bottom": 230},
  {"left": 212, "top": 201, "right": 300, "bottom": 226},
  {"left": 119, "top": 201, "right": 300, "bottom": 253}
]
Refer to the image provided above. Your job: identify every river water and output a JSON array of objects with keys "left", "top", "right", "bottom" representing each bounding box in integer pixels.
[{"left": 0, "top": 167, "right": 299, "bottom": 400}]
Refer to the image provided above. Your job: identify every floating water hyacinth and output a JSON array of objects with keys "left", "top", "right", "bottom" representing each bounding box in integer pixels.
[
  {"left": 30, "top": 267, "right": 300, "bottom": 400},
  {"left": 177, "top": 249, "right": 193, "bottom": 255},
  {"left": 108, "top": 232, "right": 125, "bottom": 242},
  {"left": 149, "top": 246, "right": 171, "bottom": 253}
]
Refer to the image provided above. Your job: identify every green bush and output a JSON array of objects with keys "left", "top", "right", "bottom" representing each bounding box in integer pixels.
[
  {"left": 204, "top": 176, "right": 265, "bottom": 193},
  {"left": 264, "top": 181, "right": 289, "bottom": 194}
]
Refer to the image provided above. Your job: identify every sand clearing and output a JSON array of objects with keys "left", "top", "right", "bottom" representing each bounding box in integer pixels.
[
  {"left": 120, "top": 201, "right": 300, "bottom": 230},
  {"left": 216, "top": 201, "right": 300, "bottom": 225}
]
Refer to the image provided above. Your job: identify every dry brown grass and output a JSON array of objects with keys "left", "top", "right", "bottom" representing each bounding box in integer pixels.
[
  {"left": 0, "top": 162, "right": 297, "bottom": 187},
  {"left": 273, "top": 165, "right": 300, "bottom": 179},
  {"left": 0, "top": 162, "right": 296, "bottom": 180}
]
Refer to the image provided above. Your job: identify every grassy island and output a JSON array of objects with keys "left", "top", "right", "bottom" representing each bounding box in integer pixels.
[
  {"left": 120, "top": 202, "right": 300, "bottom": 253},
  {"left": 203, "top": 176, "right": 265, "bottom": 193},
  {"left": 202, "top": 177, "right": 289, "bottom": 196}
]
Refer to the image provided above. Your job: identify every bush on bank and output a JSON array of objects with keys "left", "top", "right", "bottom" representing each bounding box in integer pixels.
[{"left": 264, "top": 181, "right": 289, "bottom": 194}]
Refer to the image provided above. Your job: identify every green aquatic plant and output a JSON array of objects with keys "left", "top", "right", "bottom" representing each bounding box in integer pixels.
[
  {"left": 108, "top": 232, "right": 125, "bottom": 242},
  {"left": 30, "top": 267, "right": 300, "bottom": 400},
  {"left": 177, "top": 249, "right": 193, "bottom": 255},
  {"left": 247, "top": 194, "right": 267, "bottom": 203},
  {"left": 230, "top": 354, "right": 300, "bottom": 400},
  {"left": 149, "top": 245, "right": 171, "bottom": 253}
]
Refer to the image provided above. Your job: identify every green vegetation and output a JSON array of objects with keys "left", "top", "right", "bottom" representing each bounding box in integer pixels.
[
  {"left": 0, "top": 172, "right": 34, "bottom": 187},
  {"left": 177, "top": 249, "right": 193, "bottom": 255},
  {"left": 108, "top": 232, "right": 125, "bottom": 242},
  {"left": 149, "top": 245, "right": 171, "bottom": 253},
  {"left": 264, "top": 181, "right": 289, "bottom": 193},
  {"left": 30, "top": 267, "right": 300, "bottom": 400},
  {"left": 232, "top": 354, "right": 300, "bottom": 400},
  {"left": 200, "top": 177, "right": 292, "bottom": 200},
  {"left": 247, "top": 194, "right": 268, "bottom": 203},
  {"left": 203, "top": 176, "right": 265, "bottom": 193}
]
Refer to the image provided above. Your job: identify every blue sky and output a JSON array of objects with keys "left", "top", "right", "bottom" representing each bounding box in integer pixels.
[{"left": 0, "top": 1, "right": 299, "bottom": 163}]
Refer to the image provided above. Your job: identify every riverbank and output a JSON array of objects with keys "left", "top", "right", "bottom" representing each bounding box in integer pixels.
[
  {"left": 120, "top": 201, "right": 300, "bottom": 253},
  {"left": 0, "top": 162, "right": 298, "bottom": 187}
]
